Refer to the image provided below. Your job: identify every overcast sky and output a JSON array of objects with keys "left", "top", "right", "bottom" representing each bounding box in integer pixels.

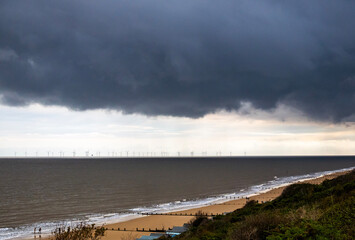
[{"left": 0, "top": 1, "right": 354, "bottom": 156}]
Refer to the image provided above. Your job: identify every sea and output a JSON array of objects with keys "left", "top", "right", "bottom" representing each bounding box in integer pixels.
[{"left": 0, "top": 156, "right": 354, "bottom": 240}]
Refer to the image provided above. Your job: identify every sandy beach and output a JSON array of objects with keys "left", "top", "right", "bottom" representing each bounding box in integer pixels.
[
  {"left": 95, "top": 170, "right": 350, "bottom": 240},
  {"left": 38, "top": 169, "right": 350, "bottom": 240}
]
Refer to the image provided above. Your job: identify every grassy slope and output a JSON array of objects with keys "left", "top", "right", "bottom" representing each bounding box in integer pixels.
[{"left": 160, "top": 170, "right": 355, "bottom": 240}]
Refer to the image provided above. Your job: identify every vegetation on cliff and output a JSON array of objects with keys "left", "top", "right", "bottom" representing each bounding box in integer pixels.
[{"left": 161, "top": 170, "right": 354, "bottom": 240}]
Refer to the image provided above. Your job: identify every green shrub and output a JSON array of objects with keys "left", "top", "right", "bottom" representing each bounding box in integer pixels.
[
  {"left": 267, "top": 219, "right": 346, "bottom": 240},
  {"left": 228, "top": 212, "right": 287, "bottom": 240}
]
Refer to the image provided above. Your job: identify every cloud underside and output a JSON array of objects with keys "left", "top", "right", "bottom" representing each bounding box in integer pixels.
[{"left": 0, "top": 0, "right": 354, "bottom": 122}]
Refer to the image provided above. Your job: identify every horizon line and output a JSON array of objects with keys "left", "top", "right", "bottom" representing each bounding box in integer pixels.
[{"left": 1, "top": 155, "right": 354, "bottom": 159}]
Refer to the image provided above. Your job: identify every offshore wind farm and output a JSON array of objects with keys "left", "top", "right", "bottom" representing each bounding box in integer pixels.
[{"left": 8, "top": 151, "right": 248, "bottom": 158}]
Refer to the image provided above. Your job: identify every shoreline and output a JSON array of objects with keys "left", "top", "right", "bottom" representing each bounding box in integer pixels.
[
  {"left": 9, "top": 167, "right": 352, "bottom": 240},
  {"left": 101, "top": 168, "right": 353, "bottom": 240}
]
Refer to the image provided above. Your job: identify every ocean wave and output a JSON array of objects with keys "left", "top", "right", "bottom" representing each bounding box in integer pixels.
[
  {"left": 1, "top": 166, "right": 353, "bottom": 240},
  {"left": 129, "top": 166, "right": 354, "bottom": 214}
]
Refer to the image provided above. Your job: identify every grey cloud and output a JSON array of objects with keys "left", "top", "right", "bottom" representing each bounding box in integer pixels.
[
  {"left": 0, "top": 0, "right": 354, "bottom": 122},
  {"left": 0, "top": 48, "right": 18, "bottom": 61}
]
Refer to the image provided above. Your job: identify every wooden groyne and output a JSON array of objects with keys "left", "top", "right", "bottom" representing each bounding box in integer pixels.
[
  {"left": 101, "top": 227, "right": 168, "bottom": 232},
  {"left": 137, "top": 212, "right": 217, "bottom": 217}
]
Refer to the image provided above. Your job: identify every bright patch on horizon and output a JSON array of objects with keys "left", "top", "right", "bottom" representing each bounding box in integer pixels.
[{"left": 0, "top": 104, "right": 354, "bottom": 157}]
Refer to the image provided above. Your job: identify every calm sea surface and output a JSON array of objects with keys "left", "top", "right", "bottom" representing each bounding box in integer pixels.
[{"left": 0, "top": 156, "right": 354, "bottom": 239}]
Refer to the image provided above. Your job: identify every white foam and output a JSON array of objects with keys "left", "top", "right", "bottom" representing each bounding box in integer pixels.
[
  {"left": 1, "top": 166, "right": 353, "bottom": 240},
  {"left": 129, "top": 166, "right": 354, "bottom": 214}
]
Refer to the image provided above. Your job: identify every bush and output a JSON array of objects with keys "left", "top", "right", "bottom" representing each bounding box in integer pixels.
[
  {"left": 52, "top": 223, "right": 106, "bottom": 240},
  {"left": 188, "top": 211, "right": 209, "bottom": 229},
  {"left": 266, "top": 219, "right": 346, "bottom": 240},
  {"left": 228, "top": 212, "right": 287, "bottom": 240}
]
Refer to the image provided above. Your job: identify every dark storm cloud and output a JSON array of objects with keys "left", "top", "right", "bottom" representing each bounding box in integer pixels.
[{"left": 0, "top": 0, "right": 354, "bottom": 121}]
